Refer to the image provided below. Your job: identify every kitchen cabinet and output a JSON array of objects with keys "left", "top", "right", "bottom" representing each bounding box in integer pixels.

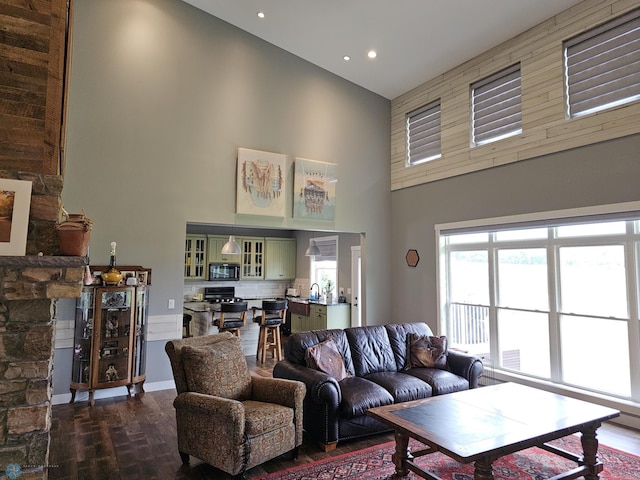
[
  {"left": 70, "top": 285, "right": 149, "bottom": 405},
  {"left": 207, "top": 235, "right": 239, "bottom": 264},
  {"left": 184, "top": 235, "right": 207, "bottom": 279},
  {"left": 240, "top": 237, "right": 265, "bottom": 280},
  {"left": 185, "top": 234, "right": 295, "bottom": 281},
  {"left": 290, "top": 303, "right": 350, "bottom": 333},
  {"left": 265, "top": 238, "right": 296, "bottom": 280}
]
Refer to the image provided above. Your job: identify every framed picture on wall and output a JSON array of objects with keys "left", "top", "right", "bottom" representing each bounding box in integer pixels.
[
  {"left": 236, "top": 148, "right": 286, "bottom": 217},
  {"left": 0, "top": 179, "right": 32, "bottom": 255},
  {"left": 293, "top": 158, "right": 337, "bottom": 221}
]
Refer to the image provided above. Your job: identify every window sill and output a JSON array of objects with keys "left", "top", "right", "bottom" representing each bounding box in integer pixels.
[{"left": 482, "top": 368, "right": 640, "bottom": 430}]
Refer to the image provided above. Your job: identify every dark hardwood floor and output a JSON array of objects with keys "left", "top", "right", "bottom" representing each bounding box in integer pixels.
[{"left": 49, "top": 355, "right": 640, "bottom": 480}]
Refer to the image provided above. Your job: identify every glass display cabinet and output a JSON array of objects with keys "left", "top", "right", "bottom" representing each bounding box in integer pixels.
[{"left": 70, "top": 284, "right": 149, "bottom": 405}]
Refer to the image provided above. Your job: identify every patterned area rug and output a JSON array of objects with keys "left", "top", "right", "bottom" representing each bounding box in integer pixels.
[{"left": 256, "top": 435, "right": 640, "bottom": 479}]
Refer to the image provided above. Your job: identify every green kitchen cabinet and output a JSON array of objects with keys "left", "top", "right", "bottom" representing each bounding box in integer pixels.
[
  {"left": 184, "top": 235, "right": 207, "bottom": 279},
  {"left": 207, "top": 235, "right": 239, "bottom": 265},
  {"left": 290, "top": 303, "right": 350, "bottom": 333},
  {"left": 310, "top": 303, "right": 350, "bottom": 330},
  {"left": 265, "top": 238, "right": 296, "bottom": 280},
  {"left": 239, "top": 237, "right": 265, "bottom": 280}
]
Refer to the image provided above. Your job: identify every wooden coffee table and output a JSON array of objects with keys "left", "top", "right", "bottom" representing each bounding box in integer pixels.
[{"left": 367, "top": 382, "right": 620, "bottom": 480}]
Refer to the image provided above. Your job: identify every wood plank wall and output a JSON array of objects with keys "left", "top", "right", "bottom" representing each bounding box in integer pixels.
[
  {"left": 0, "top": 0, "right": 70, "bottom": 175},
  {"left": 391, "top": 0, "right": 640, "bottom": 191}
]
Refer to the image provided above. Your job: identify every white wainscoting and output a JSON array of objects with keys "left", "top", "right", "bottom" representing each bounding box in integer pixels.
[{"left": 55, "top": 314, "right": 182, "bottom": 349}]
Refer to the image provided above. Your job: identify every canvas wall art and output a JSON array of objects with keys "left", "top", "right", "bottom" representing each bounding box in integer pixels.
[
  {"left": 0, "top": 179, "right": 32, "bottom": 255},
  {"left": 236, "top": 148, "right": 287, "bottom": 217},
  {"left": 293, "top": 158, "right": 337, "bottom": 221},
  {"left": 236, "top": 148, "right": 286, "bottom": 217}
]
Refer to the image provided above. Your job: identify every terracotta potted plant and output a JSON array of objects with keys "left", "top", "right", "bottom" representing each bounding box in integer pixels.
[{"left": 56, "top": 208, "right": 93, "bottom": 256}]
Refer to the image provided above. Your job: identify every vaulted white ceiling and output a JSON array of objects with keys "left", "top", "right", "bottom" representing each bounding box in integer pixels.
[{"left": 181, "top": 0, "right": 584, "bottom": 100}]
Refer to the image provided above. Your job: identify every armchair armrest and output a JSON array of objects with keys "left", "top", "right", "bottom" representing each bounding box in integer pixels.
[
  {"left": 251, "top": 376, "right": 306, "bottom": 409},
  {"left": 273, "top": 359, "right": 341, "bottom": 407},
  {"left": 446, "top": 350, "right": 484, "bottom": 388},
  {"left": 251, "top": 376, "right": 306, "bottom": 446}
]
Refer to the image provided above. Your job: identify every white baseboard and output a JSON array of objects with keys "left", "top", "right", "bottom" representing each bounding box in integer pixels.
[{"left": 52, "top": 380, "right": 176, "bottom": 405}]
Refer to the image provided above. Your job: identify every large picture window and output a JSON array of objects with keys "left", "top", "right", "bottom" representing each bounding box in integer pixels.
[{"left": 438, "top": 208, "right": 640, "bottom": 402}]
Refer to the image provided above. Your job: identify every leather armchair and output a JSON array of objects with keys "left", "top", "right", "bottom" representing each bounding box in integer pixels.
[{"left": 165, "top": 332, "right": 306, "bottom": 479}]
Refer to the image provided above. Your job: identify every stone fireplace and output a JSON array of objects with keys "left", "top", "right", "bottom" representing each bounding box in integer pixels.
[
  {"left": 0, "top": 256, "right": 84, "bottom": 479},
  {"left": 0, "top": 172, "right": 85, "bottom": 479},
  {"left": 0, "top": 0, "right": 78, "bottom": 476}
]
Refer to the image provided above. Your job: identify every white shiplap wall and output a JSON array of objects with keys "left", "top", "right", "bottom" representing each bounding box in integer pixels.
[{"left": 391, "top": 0, "right": 640, "bottom": 191}]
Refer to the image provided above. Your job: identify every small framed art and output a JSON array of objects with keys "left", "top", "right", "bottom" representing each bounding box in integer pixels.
[{"left": 0, "top": 179, "right": 32, "bottom": 255}]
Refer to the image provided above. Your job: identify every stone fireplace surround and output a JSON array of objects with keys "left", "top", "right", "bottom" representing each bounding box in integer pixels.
[
  {"left": 0, "top": 171, "right": 86, "bottom": 479},
  {"left": 0, "top": 256, "right": 85, "bottom": 479}
]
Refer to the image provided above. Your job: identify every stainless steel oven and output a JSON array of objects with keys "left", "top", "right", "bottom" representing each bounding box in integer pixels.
[
  {"left": 204, "top": 286, "right": 242, "bottom": 303},
  {"left": 208, "top": 263, "right": 240, "bottom": 281}
]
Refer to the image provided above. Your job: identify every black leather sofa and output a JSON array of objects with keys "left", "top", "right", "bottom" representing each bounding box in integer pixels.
[{"left": 273, "top": 322, "right": 483, "bottom": 451}]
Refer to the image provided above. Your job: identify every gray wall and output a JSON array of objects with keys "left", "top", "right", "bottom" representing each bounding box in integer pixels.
[
  {"left": 56, "top": 0, "right": 391, "bottom": 393},
  {"left": 390, "top": 133, "right": 640, "bottom": 331}
]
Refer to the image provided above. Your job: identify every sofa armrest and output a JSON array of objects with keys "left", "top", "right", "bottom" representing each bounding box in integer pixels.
[
  {"left": 446, "top": 350, "right": 484, "bottom": 388},
  {"left": 273, "top": 359, "right": 341, "bottom": 407}
]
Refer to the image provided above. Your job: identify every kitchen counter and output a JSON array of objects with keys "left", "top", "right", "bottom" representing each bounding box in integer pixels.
[
  {"left": 183, "top": 301, "right": 217, "bottom": 312},
  {"left": 182, "top": 302, "right": 259, "bottom": 356},
  {"left": 289, "top": 301, "right": 350, "bottom": 333},
  {"left": 289, "top": 298, "right": 350, "bottom": 306}
]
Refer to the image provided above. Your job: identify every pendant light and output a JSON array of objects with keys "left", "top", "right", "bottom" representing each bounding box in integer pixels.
[
  {"left": 305, "top": 236, "right": 321, "bottom": 257},
  {"left": 221, "top": 229, "right": 241, "bottom": 255}
]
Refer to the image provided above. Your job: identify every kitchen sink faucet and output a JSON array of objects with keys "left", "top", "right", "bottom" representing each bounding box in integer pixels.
[{"left": 310, "top": 283, "right": 320, "bottom": 301}]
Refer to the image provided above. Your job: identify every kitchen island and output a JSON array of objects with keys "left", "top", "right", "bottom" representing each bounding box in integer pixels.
[
  {"left": 183, "top": 302, "right": 261, "bottom": 356},
  {"left": 288, "top": 300, "right": 351, "bottom": 333}
]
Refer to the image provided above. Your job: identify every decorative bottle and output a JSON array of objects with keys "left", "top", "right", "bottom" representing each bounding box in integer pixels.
[{"left": 102, "top": 241, "right": 123, "bottom": 285}]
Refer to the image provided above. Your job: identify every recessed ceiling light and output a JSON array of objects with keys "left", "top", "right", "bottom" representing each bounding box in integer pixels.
[
  {"left": 257, "top": 11, "right": 265, "bottom": 19},
  {"left": 343, "top": 55, "right": 351, "bottom": 61},
  {"left": 367, "top": 50, "right": 377, "bottom": 59}
]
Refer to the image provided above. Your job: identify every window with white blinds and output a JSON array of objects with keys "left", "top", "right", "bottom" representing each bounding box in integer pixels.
[
  {"left": 310, "top": 236, "right": 338, "bottom": 296},
  {"left": 564, "top": 8, "right": 640, "bottom": 118},
  {"left": 312, "top": 237, "right": 337, "bottom": 261},
  {"left": 406, "top": 100, "right": 441, "bottom": 165},
  {"left": 471, "top": 64, "right": 522, "bottom": 146}
]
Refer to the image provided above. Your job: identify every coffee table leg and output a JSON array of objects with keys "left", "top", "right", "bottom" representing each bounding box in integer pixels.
[
  {"left": 474, "top": 458, "right": 494, "bottom": 480},
  {"left": 581, "top": 423, "right": 604, "bottom": 480},
  {"left": 392, "top": 431, "right": 411, "bottom": 478}
]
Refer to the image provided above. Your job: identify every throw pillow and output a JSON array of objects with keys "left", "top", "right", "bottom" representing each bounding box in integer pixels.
[
  {"left": 181, "top": 341, "right": 252, "bottom": 400},
  {"left": 404, "top": 333, "right": 448, "bottom": 370},
  {"left": 305, "top": 338, "right": 349, "bottom": 381}
]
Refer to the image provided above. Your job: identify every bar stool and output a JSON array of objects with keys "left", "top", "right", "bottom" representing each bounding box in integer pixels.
[
  {"left": 182, "top": 313, "right": 193, "bottom": 338},
  {"left": 255, "top": 300, "right": 287, "bottom": 363},
  {"left": 213, "top": 302, "right": 248, "bottom": 337}
]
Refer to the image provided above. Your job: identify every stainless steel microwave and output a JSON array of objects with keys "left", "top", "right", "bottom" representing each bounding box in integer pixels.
[{"left": 209, "top": 263, "right": 240, "bottom": 281}]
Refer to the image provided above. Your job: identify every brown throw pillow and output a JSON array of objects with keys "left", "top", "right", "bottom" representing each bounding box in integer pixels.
[
  {"left": 181, "top": 342, "right": 252, "bottom": 400},
  {"left": 404, "top": 333, "right": 448, "bottom": 370},
  {"left": 305, "top": 338, "right": 349, "bottom": 381}
]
